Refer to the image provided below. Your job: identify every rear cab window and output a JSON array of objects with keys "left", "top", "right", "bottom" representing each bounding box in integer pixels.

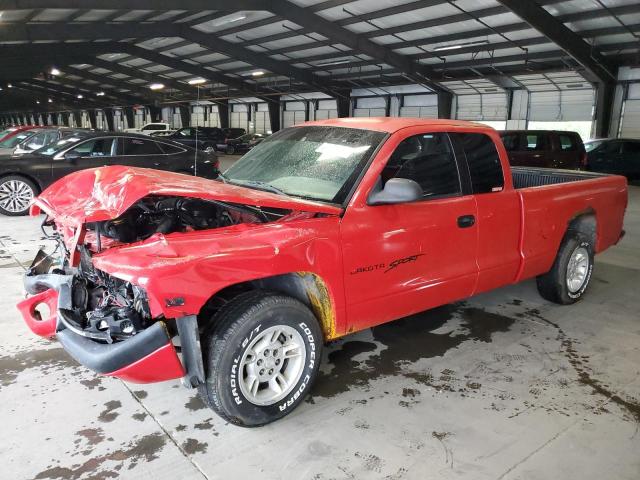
[{"left": 452, "top": 133, "right": 505, "bottom": 194}]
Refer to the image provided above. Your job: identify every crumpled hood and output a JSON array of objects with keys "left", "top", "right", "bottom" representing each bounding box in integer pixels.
[{"left": 32, "top": 166, "right": 342, "bottom": 225}]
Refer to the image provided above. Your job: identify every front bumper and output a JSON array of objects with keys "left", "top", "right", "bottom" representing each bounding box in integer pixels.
[{"left": 17, "top": 271, "right": 185, "bottom": 384}]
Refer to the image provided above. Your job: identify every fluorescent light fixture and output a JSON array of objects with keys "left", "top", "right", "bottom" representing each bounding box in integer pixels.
[
  {"left": 315, "top": 58, "right": 352, "bottom": 67},
  {"left": 76, "top": 94, "right": 83, "bottom": 99},
  {"left": 36, "top": 100, "right": 40, "bottom": 104},
  {"left": 188, "top": 78, "right": 207, "bottom": 85},
  {"left": 96, "top": 91, "right": 105, "bottom": 96},
  {"left": 566, "top": 83, "right": 584, "bottom": 89},
  {"left": 50, "top": 67, "right": 61, "bottom": 76},
  {"left": 7, "top": 83, "right": 12, "bottom": 88},
  {"left": 149, "top": 83, "right": 165, "bottom": 90},
  {"left": 48, "top": 98, "right": 53, "bottom": 103},
  {"left": 433, "top": 40, "right": 489, "bottom": 52},
  {"left": 214, "top": 14, "right": 246, "bottom": 26},
  {"left": 251, "top": 70, "right": 265, "bottom": 77}
]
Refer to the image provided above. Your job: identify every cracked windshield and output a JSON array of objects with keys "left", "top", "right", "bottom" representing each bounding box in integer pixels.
[{"left": 223, "top": 126, "right": 386, "bottom": 203}]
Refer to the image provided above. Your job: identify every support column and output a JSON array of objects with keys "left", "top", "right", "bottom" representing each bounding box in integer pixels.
[
  {"left": 103, "top": 108, "right": 115, "bottom": 131},
  {"left": 124, "top": 107, "right": 135, "bottom": 129},
  {"left": 437, "top": 91, "right": 453, "bottom": 119},
  {"left": 72, "top": 111, "right": 82, "bottom": 128},
  {"left": 40, "top": 113, "right": 48, "bottom": 126},
  {"left": 218, "top": 99, "right": 230, "bottom": 130},
  {"left": 148, "top": 105, "right": 162, "bottom": 123},
  {"left": 336, "top": 92, "right": 351, "bottom": 118},
  {"left": 60, "top": 112, "right": 70, "bottom": 126},
  {"left": 594, "top": 82, "right": 615, "bottom": 138},
  {"left": 178, "top": 105, "right": 191, "bottom": 128},
  {"left": 87, "top": 110, "right": 97, "bottom": 129},
  {"left": 266, "top": 100, "right": 280, "bottom": 132}
]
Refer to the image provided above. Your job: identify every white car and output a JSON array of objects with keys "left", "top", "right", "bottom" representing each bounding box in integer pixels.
[{"left": 124, "top": 122, "right": 174, "bottom": 135}]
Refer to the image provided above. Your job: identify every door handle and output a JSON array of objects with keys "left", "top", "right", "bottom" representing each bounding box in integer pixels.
[{"left": 457, "top": 215, "right": 475, "bottom": 228}]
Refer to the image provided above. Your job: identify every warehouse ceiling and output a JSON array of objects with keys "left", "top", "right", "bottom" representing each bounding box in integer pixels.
[{"left": 0, "top": 0, "right": 638, "bottom": 112}]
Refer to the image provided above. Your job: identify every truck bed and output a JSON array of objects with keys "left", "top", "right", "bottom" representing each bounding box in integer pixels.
[{"left": 512, "top": 167, "right": 609, "bottom": 189}]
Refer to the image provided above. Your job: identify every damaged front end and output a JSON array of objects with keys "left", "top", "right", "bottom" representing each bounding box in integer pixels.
[
  {"left": 18, "top": 193, "right": 275, "bottom": 384},
  {"left": 17, "top": 166, "right": 342, "bottom": 385},
  {"left": 19, "top": 239, "right": 186, "bottom": 383}
]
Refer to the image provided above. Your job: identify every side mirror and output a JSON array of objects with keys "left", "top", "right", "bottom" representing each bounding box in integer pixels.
[
  {"left": 64, "top": 151, "right": 82, "bottom": 162},
  {"left": 368, "top": 177, "right": 423, "bottom": 205}
]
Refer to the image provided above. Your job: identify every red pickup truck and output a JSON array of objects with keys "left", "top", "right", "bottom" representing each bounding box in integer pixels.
[{"left": 17, "top": 118, "right": 627, "bottom": 427}]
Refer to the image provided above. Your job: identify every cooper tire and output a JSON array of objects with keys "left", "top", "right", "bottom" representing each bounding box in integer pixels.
[
  {"left": 0, "top": 175, "right": 38, "bottom": 216},
  {"left": 198, "top": 291, "right": 323, "bottom": 427},
  {"left": 536, "top": 231, "right": 594, "bottom": 305}
]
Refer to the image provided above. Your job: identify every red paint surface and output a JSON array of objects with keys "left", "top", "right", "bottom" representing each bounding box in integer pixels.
[
  {"left": 16, "top": 288, "right": 58, "bottom": 338},
  {"left": 104, "top": 342, "right": 185, "bottom": 383},
  {"left": 22, "top": 118, "right": 628, "bottom": 381}
]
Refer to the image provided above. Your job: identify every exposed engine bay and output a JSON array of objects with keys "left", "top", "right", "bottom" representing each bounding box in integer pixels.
[
  {"left": 90, "top": 195, "right": 274, "bottom": 244},
  {"left": 37, "top": 195, "right": 290, "bottom": 343}
]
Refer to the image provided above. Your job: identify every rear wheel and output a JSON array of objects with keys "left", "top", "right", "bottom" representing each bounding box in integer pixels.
[
  {"left": 198, "top": 291, "right": 322, "bottom": 427},
  {"left": 225, "top": 145, "right": 236, "bottom": 155},
  {"left": 0, "top": 175, "right": 38, "bottom": 216},
  {"left": 536, "top": 231, "right": 594, "bottom": 304}
]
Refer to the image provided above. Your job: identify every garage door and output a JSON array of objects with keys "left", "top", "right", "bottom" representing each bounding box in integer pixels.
[
  {"left": 400, "top": 94, "right": 438, "bottom": 118},
  {"left": 620, "top": 83, "right": 640, "bottom": 138},
  {"left": 315, "top": 99, "right": 337, "bottom": 120},
  {"left": 283, "top": 101, "right": 306, "bottom": 128},
  {"left": 254, "top": 103, "right": 271, "bottom": 133},
  {"left": 231, "top": 104, "right": 248, "bottom": 130},
  {"left": 456, "top": 93, "right": 508, "bottom": 121},
  {"left": 529, "top": 89, "right": 594, "bottom": 121},
  {"left": 353, "top": 97, "right": 386, "bottom": 117},
  {"left": 207, "top": 106, "right": 220, "bottom": 128}
]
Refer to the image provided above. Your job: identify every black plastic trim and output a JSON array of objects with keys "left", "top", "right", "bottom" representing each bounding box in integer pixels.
[{"left": 57, "top": 321, "right": 171, "bottom": 374}]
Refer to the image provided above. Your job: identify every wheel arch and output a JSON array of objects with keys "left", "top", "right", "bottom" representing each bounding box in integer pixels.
[
  {"left": 566, "top": 208, "right": 597, "bottom": 248},
  {"left": 0, "top": 171, "right": 43, "bottom": 193},
  {"left": 198, "top": 272, "right": 338, "bottom": 341}
]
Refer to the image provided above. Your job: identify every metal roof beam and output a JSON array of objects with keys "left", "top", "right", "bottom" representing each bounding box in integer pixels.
[
  {"left": 266, "top": 0, "right": 448, "bottom": 93},
  {"left": 495, "top": 0, "right": 616, "bottom": 83},
  {"left": 0, "top": 1, "right": 260, "bottom": 10}
]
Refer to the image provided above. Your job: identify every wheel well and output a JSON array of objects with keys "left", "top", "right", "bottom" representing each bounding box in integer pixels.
[
  {"left": 198, "top": 272, "right": 337, "bottom": 340},
  {"left": 0, "top": 172, "right": 42, "bottom": 193},
  {"left": 567, "top": 210, "right": 597, "bottom": 247}
]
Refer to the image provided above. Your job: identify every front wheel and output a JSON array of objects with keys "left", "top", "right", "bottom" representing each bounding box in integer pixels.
[
  {"left": 225, "top": 145, "right": 235, "bottom": 155},
  {"left": 0, "top": 175, "right": 38, "bottom": 216},
  {"left": 536, "top": 231, "right": 594, "bottom": 304},
  {"left": 198, "top": 291, "right": 323, "bottom": 427}
]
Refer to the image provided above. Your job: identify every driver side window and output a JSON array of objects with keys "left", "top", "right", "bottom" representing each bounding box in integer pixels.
[{"left": 383, "top": 132, "right": 461, "bottom": 198}]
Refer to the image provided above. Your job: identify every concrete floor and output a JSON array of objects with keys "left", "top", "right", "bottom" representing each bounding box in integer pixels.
[{"left": 1, "top": 179, "right": 639, "bottom": 480}]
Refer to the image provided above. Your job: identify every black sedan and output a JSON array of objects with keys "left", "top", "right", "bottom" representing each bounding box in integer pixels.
[
  {"left": 216, "top": 133, "right": 267, "bottom": 155},
  {"left": 161, "top": 127, "right": 226, "bottom": 151},
  {"left": 0, "top": 132, "right": 219, "bottom": 216}
]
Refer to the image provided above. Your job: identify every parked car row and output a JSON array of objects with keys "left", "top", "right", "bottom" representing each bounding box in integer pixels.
[
  {"left": 0, "top": 132, "right": 219, "bottom": 216},
  {"left": 499, "top": 129, "right": 639, "bottom": 179}
]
